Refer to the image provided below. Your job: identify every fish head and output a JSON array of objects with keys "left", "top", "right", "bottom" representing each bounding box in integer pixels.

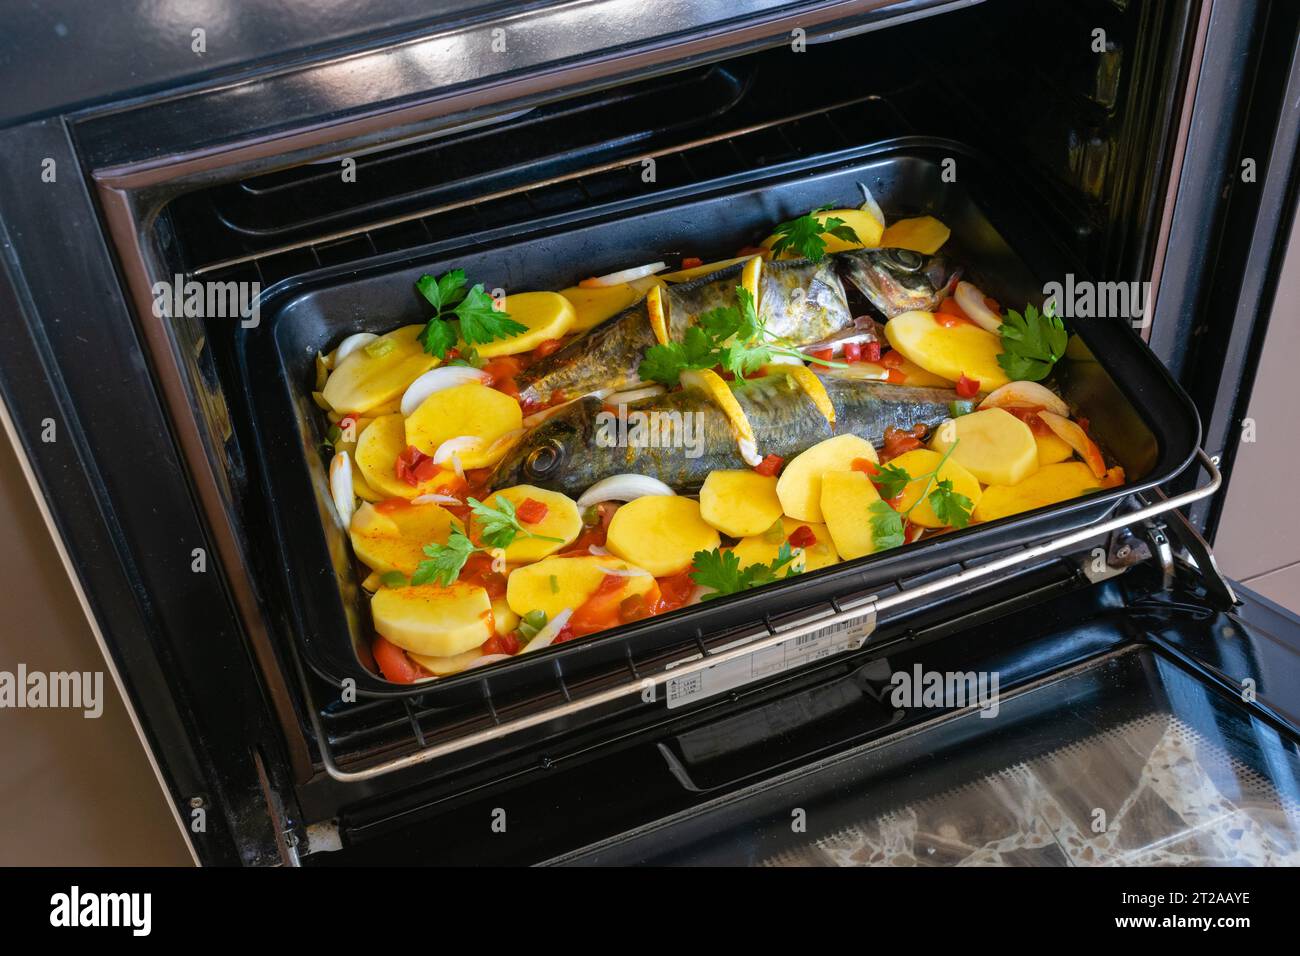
[
  {"left": 487, "top": 401, "right": 594, "bottom": 493},
  {"left": 836, "top": 248, "right": 961, "bottom": 318}
]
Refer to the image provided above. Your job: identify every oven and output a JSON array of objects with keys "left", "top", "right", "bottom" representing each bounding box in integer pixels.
[{"left": 2, "top": 0, "right": 1298, "bottom": 867}]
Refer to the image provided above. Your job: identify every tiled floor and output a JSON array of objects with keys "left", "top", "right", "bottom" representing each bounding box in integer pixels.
[{"left": 1213, "top": 214, "right": 1300, "bottom": 612}]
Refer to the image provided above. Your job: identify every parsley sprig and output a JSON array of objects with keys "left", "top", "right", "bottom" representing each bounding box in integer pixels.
[
  {"left": 866, "top": 441, "right": 975, "bottom": 553},
  {"left": 997, "top": 303, "right": 1067, "bottom": 382},
  {"left": 690, "top": 541, "right": 801, "bottom": 599},
  {"left": 410, "top": 498, "right": 564, "bottom": 586},
  {"left": 638, "top": 286, "right": 846, "bottom": 385},
  {"left": 415, "top": 269, "right": 528, "bottom": 359},
  {"left": 769, "top": 205, "right": 861, "bottom": 262}
]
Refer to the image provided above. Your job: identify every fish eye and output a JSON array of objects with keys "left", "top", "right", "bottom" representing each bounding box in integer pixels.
[
  {"left": 525, "top": 441, "right": 562, "bottom": 477},
  {"left": 883, "top": 249, "right": 924, "bottom": 273}
]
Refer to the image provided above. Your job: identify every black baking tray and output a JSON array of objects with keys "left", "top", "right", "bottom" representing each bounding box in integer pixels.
[{"left": 238, "top": 137, "right": 1200, "bottom": 700}]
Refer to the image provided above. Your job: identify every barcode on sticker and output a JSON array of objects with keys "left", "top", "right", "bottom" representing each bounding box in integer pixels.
[{"left": 663, "top": 607, "right": 877, "bottom": 709}]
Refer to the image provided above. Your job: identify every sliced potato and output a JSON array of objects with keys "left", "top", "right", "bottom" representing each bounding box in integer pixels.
[
  {"left": 322, "top": 325, "right": 437, "bottom": 414},
  {"left": 973, "top": 462, "right": 1103, "bottom": 523},
  {"left": 762, "top": 208, "right": 884, "bottom": 257},
  {"left": 559, "top": 283, "right": 640, "bottom": 333},
  {"left": 356, "top": 414, "right": 441, "bottom": 499},
  {"left": 880, "top": 216, "right": 951, "bottom": 255},
  {"left": 927, "top": 407, "right": 1039, "bottom": 487},
  {"left": 699, "top": 470, "right": 783, "bottom": 538},
  {"left": 607, "top": 496, "right": 720, "bottom": 577},
  {"left": 506, "top": 555, "right": 655, "bottom": 619},
  {"left": 350, "top": 500, "right": 456, "bottom": 576},
  {"left": 885, "top": 311, "right": 1010, "bottom": 391},
  {"left": 476, "top": 292, "right": 576, "bottom": 357},
  {"left": 819, "top": 471, "right": 884, "bottom": 560},
  {"left": 472, "top": 485, "right": 580, "bottom": 562},
  {"left": 492, "top": 598, "right": 519, "bottom": 637},
  {"left": 776, "top": 434, "right": 878, "bottom": 523},
  {"left": 408, "top": 646, "right": 484, "bottom": 676},
  {"left": 888, "top": 448, "right": 982, "bottom": 529},
  {"left": 1035, "top": 430, "right": 1075, "bottom": 466},
  {"left": 730, "top": 517, "right": 839, "bottom": 573},
  {"left": 405, "top": 382, "right": 523, "bottom": 467},
  {"left": 371, "top": 582, "right": 493, "bottom": 657}
]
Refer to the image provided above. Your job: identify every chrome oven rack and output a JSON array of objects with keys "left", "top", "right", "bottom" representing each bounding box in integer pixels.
[{"left": 296, "top": 449, "right": 1224, "bottom": 784}]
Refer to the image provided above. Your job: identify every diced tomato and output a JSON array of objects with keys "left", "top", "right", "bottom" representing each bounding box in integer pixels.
[
  {"left": 864, "top": 340, "right": 882, "bottom": 363},
  {"left": 936, "top": 299, "right": 973, "bottom": 328},
  {"left": 481, "top": 632, "right": 520, "bottom": 656},
  {"left": 1077, "top": 416, "right": 1091, "bottom": 434},
  {"left": 516, "top": 497, "right": 549, "bottom": 524},
  {"left": 956, "top": 374, "right": 981, "bottom": 398},
  {"left": 754, "top": 454, "right": 784, "bottom": 477},
  {"left": 460, "top": 553, "right": 508, "bottom": 599},
  {"left": 568, "top": 574, "right": 630, "bottom": 637},
  {"left": 842, "top": 342, "right": 863, "bottom": 363},
  {"left": 807, "top": 347, "right": 834, "bottom": 364},
  {"left": 735, "top": 245, "right": 766, "bottom": 257},
  {"left": 534, "top": 338, "right": 564, "bottom": 359},
  {"left": 551, "top": 625, "right": 579, "bottom": 644},
  {"left": 375, "top": 497, "right": 412, "bottom": 514},
  {"left": 880, "top": 350, "right": 904, "bottom": 368},
  {"left": 881, "top": 424, "right": 926, "bottom": 462},
  {"left": 395, "top": 444, "right": 434, "bottom": 487},
  {"left": 886, "top": 368, "right": 908, "bottom": 385},
  {"left": 444, "top": 348, "right": 460, "bottom": 361},
  {"left": 787, "top": 524, "right": 817, "bottom": 549},
  {"left": 619, "top": 593, "right": 652, "bottom": 624},
  {"left": 655, "top": 571, "right": 696, "bottom": 613},
  {"left": 1005, "top": 406, "right": 1051, "bottom": 436},
  {"left": 372, "top": 636, "right": 423, "bottom": 684},
  {"left": 681, "top": 256, "right": 703, "bottom": 269},
  {"left": 851, "top": 457, "right": 879, "bottom": 476},
  {"left": 985, "top": 296, "right": 1001, "bottom": 314},
  {"left": 412, "top": 456, "right": 440, "bottom": 483}
]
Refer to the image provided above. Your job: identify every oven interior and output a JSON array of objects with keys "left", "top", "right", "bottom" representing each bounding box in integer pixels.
[{"left": 119, "top": 0, "right": 1221, "bottom": 854}]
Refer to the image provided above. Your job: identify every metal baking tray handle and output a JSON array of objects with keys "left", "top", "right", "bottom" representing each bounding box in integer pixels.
[{"left": 318, "top": 449, "right": 1221, "bottom": 782}]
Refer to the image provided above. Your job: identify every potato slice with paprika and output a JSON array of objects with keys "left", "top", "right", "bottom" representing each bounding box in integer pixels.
[
  {"left": 606, "top": 496, "right": 721, "bottom": 577},
  {"left": 371, "top": 582, "right": 494, "bottom": 657},
  {"left": 408, "top": 646, "right": 484, "bottom": 677},
  {"left": 776, "top": 434, "right": 878, "bottom": 523},
  {"left": 322, "top": 325, "right": 438, "bottom": 414},
  {"left": 476, "top": 291, "right": 577, "bottom": 357},
  {"left": 819, "top": 471, "right": 885, "bottom": 560},
  {"left": 699, "top": 470, "right": 783, "bottom": 538},
  {"left": 731, "top": 516, "right": 839, "bottom": 573},
  {"left": 885, "top": 311, "right": 1010, "bottom": 391},
  {"left": 973, "top": 462, "right": 1103, "bottom": 523},
  {"left": 506, "top": 555, "right": 656, "bottom": 619},
  {"left": 471, "top": 485, "right": 580, "bottom": 563},
  {"left": 356, "top": 414, "right": 443, "bottom": 499},
  {"left": 349, "top": 500, "right": 457, "bottom": 576},
  {"left": 559, "top": 283, "right": 640, "bottom": 333},
  {"left": 927, "top": 407, "right": 1039, "bottom": 487},
  {"left": 879, "top": 216, "right": 951, "bottom": 255},
  {"left": 887, "top": 449, "right": 982, "bottom": 529},
  {"left": 404, "top": 382, "right": 523, "bottom": 468}
]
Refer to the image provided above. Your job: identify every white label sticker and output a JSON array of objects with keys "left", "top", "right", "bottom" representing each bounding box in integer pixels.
[{"left": 664, "top": 608, "right": 876, "bottom": 709}]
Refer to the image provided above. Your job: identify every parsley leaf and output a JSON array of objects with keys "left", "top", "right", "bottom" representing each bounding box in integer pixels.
[
  {"left": 769, "top": 205, "right": 861, "bottom": 262},
  {"left": 414, "top": 271, "right": 526, "bottom": 359},
  {"left": 927, "top": 478, "right": 974, "bottom": 528},
  {"left": 998, "top": 303, "right": 1067, "bottom": 381},
  {"left": 870, "top": 462, "right": 912, "bottom": 500},
  {"left": 638, "top": 325, "right": 724, "bottom": 384},
  {"left": 691, "top": 542, "right": 802, "bottom": 599},
  {"left": 868, "top": 500, "right": 905, "bottom": 552},
  {"left": 412, "top": 529, "right": 477, "bottom": 587},
  {"left": 466, "top": 496, "right": 565, "bottom": 550}
]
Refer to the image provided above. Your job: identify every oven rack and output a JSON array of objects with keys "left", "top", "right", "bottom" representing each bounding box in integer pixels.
[{"left": 299, "top": 449, "right": 1223, "bottom": 784}]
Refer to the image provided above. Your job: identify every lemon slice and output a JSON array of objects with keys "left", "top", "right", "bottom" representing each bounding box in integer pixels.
[
  {"left": 646, "top": 284, "right": 670, "bottom": 345},
  {"left": 680, "top": 368, "right": 759, "bottom": 465},
  {"left": 659, "top": 256, "right": 752, "bottom": 282},
  {"left": 783, "top": 365, "right": 836, "bottom": 425}
]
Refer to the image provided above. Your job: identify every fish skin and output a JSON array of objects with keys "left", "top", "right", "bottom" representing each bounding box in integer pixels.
[
  {"left": 515, "top": 248, "right": 954, "bottom": 407},
  {"left": 490, "top": 375, "right": 967, "bottom": 495}
]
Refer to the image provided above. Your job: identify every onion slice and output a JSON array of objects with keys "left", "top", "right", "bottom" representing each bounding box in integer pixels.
[
  {"left": 465, "top": 653, "right": 512, "bottom": 671},
  {"left": 858, "top": 181, "right": 886, "bottom": 229},
  {"left": 581, "top": 262, "right": 667, "bottom": 288},
  {"left": 576, "top": 474, "right": 675, "bottom": 509},
  {"left": 954, "top": 281, "right": 1004, "bottom": 333},
  {"left": 400, "top": 366, "right": 492, "bottom": 416},
  {"left": 432, "top": 436, "right": 481, "bottom": 465},
  {"left": 737, "top": 436, "right": 763, "bottom": 468},
  {"left": 329, "top": 451, "right": 354, "bottom": 528},
  {"left": 598, "top": 565, "right": 652, "bottom": 578},
  {"left": 412, "top": 493, "right": 461, "bottom": 506},
  {"left": 978, "top": 380, "right": 1070, "bottom": 417},
  {"left": 603, "top": 384, "right": 666, "bottom": 406},
  {"left": 334, "top": 332, "right": 379, "bottom": 364},
  {"left": 1038, "top": 410, "right": 1107, "bottom": 478},
  {"left": 523, "top": 608, "right": 574, "bottom": 652}
]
